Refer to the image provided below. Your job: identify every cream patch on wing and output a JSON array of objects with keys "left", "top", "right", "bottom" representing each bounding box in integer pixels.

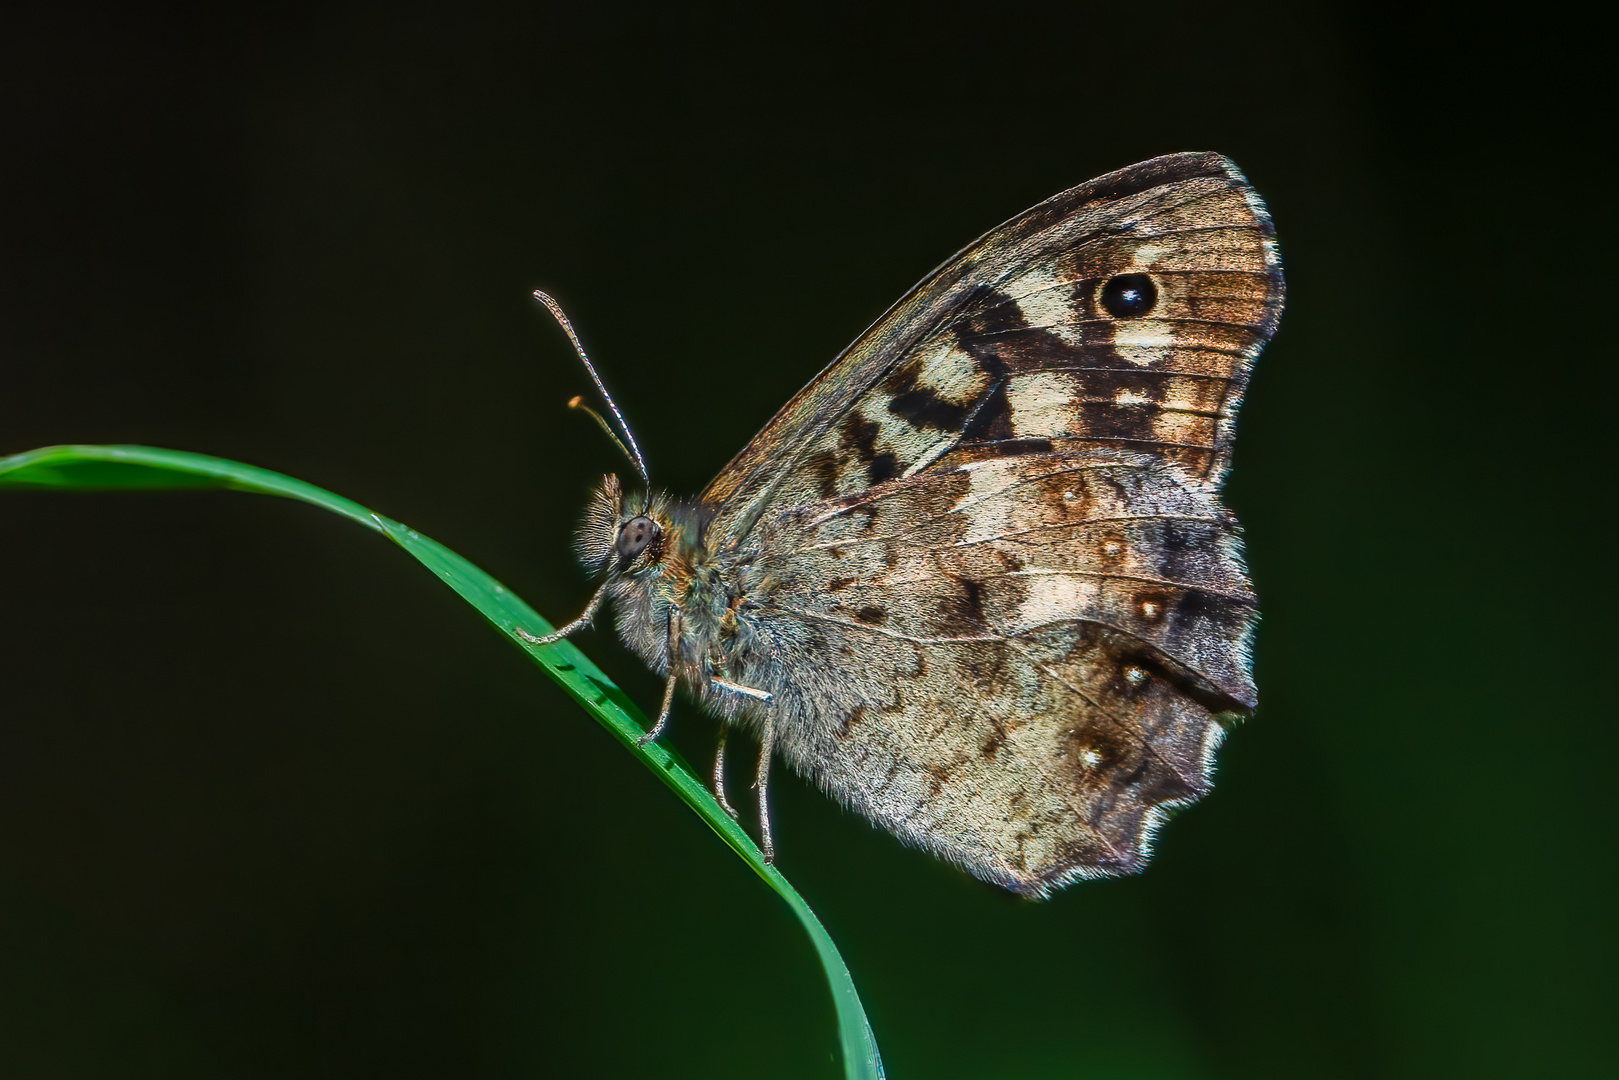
[
  {"left": 1110, "top": 319, "right": 1178, "bottom": 366},
  {"left": 891, "top": 337, "right": 995, "bottom": 478},
  {"left": 1005, "top": 370, "right": 1074, "bottom": 436},
  {"left": 911, "top": 337, "right": 987, "bottom": 402},
  {"left": 1002, "top": 265, "right": 1084, "bottom": 344},
  {"left": 953, "top": 456, "right": 1030, "bottom": 512},
  {"left": 1010, "top": 569, "right": 1103, "bottom": 633},
  {"left": 1123, "top": 241, "right": 1167, "bottom": 267}
]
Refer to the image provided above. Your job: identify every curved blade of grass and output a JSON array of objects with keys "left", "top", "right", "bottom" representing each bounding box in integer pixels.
[{"left": 1, "top": 443, "right": 884, "bottom": 1080}]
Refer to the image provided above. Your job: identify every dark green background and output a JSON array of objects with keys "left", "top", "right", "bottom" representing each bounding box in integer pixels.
[{"left": 2, "top": 4, "right": 1609, "bottom": 1077}]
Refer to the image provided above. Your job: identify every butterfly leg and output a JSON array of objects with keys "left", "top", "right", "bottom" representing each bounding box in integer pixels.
[
  {"left": 516, "top": 579, "right": 608, "bottom": 646},
  {"left": 755, "top": 713, "right": 776, "bottom": 863},
  {"left": 638, "top": 669, "right": 678, "bottom": 747},
  {"left": 712, "top": 730, "right": 740, "bottom": 821},
  {"left": 636, "top": 608, "right": 683, "bottom": 747}
]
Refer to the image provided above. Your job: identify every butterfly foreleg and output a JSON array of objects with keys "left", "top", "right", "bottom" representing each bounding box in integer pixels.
[{"left": 516, "top": 577, "right": 610, "bottom": 646}]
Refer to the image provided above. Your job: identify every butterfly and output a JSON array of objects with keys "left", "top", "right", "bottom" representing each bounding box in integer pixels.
[{"left": 522, "top": 152, "right": 1284, "bottom": 897}]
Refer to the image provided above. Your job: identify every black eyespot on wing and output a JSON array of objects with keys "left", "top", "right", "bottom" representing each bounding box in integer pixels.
[
  {"left": 616, "top": 515, "right": 658, "bottom": 563},
  {"left": 1100, "top": 274, "right": 1157, "bottom": 318}
]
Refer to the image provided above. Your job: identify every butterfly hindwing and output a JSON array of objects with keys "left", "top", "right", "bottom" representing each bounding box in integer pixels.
[{"left": 739, "top": 450, "right": 1255, "bottom": 895}]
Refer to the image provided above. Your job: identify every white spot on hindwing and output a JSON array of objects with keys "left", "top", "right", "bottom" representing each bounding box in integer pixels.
[{"left": 1010, "top": 570, "right": 1100, "bottom": 634}]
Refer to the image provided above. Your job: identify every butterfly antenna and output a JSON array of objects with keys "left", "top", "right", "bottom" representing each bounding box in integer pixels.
[
  {"left": 565, "top": 396, "right": 638, "bottom": 468},
  {"left": 532, "top": 290, "right": 650, "bottom": 485}
]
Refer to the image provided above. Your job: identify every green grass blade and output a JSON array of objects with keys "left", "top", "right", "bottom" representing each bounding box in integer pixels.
[{"left": 1, "top": 443, "right": 885, "bottom": 1080}]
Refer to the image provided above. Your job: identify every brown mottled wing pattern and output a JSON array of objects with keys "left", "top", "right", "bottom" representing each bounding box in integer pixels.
[
  {"left": 707, "top": 153, "right": 1282, "bottom": 895},
  {"left": 699, "top": 152, "right": 1283, "bottom": 542},
  {"left": 742, "top": 452, "right": 1252, "bottom": 894}
]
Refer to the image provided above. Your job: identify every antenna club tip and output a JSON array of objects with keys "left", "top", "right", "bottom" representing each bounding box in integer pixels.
[
  {"left": 532, "top": 289, "right": 651, "bottom": 484},
  {"left": 567, "top": 395, "right": 585, "bottom": 409}
]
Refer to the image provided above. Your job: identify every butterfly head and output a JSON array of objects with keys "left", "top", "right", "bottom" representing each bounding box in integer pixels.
[{"left": 575, "top": 472, "right": 673, "bottom": 578}]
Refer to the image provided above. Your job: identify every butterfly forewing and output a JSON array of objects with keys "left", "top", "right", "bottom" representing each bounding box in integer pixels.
[{"left": 699, "top": 152, "right": 1283, "bottom": 541}]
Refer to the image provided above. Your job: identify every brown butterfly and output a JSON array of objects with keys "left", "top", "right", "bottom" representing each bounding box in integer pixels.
[{"left": 523, "top": 152, "right": 1284, "bottom": 897}]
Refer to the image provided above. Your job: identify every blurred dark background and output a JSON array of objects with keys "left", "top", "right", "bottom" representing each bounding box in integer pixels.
[{"left": 1, "top": 3, "right": 1610, "bottom": 1077}]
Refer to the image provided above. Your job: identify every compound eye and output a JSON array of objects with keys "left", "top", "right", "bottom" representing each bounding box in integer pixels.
[{"left": 615, "top": 515, "right": 658, "bottom": 561}]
